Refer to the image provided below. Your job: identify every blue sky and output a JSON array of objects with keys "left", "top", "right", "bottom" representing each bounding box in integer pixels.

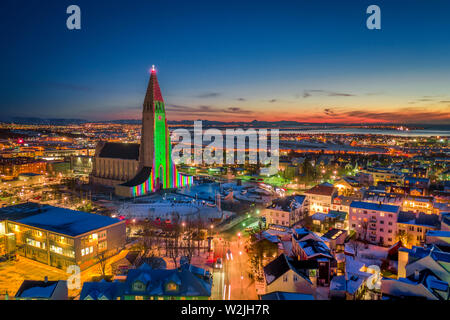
[{"left": 1, "top": 0, "right": 450, "bottom": 123}]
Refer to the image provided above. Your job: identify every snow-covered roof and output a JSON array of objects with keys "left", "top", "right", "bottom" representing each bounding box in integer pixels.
[
  {"left": 261, "top": 291, "right": 314, "bottom": 300},
  {"left": 5, "top": 203, "right": 123, "bottom": 236},
  {"left": 350, "top": 201, "right": 400, "bottom": 213},
  {"left": 15, "top": 280, "right": 59, "bottom": 299}
]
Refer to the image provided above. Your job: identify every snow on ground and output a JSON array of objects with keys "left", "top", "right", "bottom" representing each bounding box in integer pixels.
[
  {"left": 359, "top": 244, "right": 388, "bottom": 265},
  {"left": 118, "top": 200, "right": 222, "bottom": 221},
  {"left": 178, "top": 183, "right": 222, "bottom": 200},
  {"left": 346, "top": 255, "right": 370, "bottom": 276}
]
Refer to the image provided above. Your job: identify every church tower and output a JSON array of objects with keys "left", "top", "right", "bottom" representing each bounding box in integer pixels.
[
  {"left": 139, "top": 65, "right": 159, "bottom": 168},
  {"left": 115, "top": 66, "right": 193, "bottom": 197}
]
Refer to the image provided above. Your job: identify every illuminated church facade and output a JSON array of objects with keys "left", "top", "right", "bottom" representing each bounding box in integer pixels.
[{"left": 90, "top": 66, "right": 193, "bottom": 197}]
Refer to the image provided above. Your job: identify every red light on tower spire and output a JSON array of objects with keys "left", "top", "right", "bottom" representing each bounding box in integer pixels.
[{"left": 151, "top": 64, "right": 156, "bottom": 73}]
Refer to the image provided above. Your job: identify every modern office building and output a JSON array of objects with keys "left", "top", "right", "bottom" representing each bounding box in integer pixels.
[{"left": 0, "top": 202, "right": 126, "bottom": 270}]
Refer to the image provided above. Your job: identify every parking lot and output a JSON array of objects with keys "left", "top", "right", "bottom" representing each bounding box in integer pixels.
[
  {"left": 0, "top": 250, "right": 129, "bottom": 299},
  {"left": 0, "top": 257, "right": 69, "bottom": 298}
]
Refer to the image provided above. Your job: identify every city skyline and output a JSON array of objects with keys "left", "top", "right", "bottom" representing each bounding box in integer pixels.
[{"left": 1, "top": 0, "right": 450, "bottom": 124}]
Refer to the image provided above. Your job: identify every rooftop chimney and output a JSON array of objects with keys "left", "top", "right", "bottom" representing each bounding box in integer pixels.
[{"left": 414, "top": 270, "right": 419, "bottom": 281}]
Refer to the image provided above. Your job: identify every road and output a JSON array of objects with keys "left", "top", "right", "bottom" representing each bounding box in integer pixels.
[{"left": 211, "top": 233, "right": 258, "bottom": 300}]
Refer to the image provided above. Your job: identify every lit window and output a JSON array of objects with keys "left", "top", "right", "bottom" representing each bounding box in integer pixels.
[
  {"left": 99, "top": 241, "right": 107, "bottom": 251},
  {"left": 166, "top": 282, "right": 178, "bottom": 291}
]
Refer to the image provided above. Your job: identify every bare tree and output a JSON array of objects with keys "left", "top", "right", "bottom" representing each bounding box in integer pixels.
[
  {"left": 195, "top": 210, "right": 204, "bottom": 254},
  {"left": 247, "top": 232, "right": 276, "bottom": 282},
  {"left": 396, "top": 230, "right": 412, "bottom": 248},
  {"left": 166, "top": 212, "right": 181, "bottom": 268},
  {"left": 182, "top": 219, "right": 197, "bottom": 264},
  {"left": 349, "top": 240, "right": 362, "bottom": 258},
  {"left": 141, "top": 221, "right": 156, "bottom": 255},
  {"left": 360, "top": 220, "right": 369, "bottom": 243},
  {"left": 96, "top": 251, "right": 108, "bottom": 278}
]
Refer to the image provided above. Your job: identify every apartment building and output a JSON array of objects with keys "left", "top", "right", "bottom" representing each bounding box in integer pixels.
[
  {"left": 262, "top": 195, "right": 306, "bottom": 227},
  {"left": 361, "top": 167, "right": 402, "bottom": 186},
  {"left": 397, "top": 211, "right": 440, "bottom": 248},
  {"left": 349, "top": 201, "right": 400, "bottom": 246},
  {"left": 305, "top": 183, "right": 336, "bottom": 214}
]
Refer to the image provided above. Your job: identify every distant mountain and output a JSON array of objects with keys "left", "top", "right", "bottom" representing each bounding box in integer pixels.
[
  {"left": 166, "top": 120, "right": 317, "bottom": 127},
  {"left": 1, "top": 117, "right": 88, "bottom": 125},
  {"left": 102, "top": 119, "right": 141, "bottom": 124},
  {"left": 1, "top": 117, "right": 448, "bottom": 130}
]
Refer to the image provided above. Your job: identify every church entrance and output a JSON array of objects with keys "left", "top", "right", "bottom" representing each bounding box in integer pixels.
[{"left": 157, "top": 165, "right": 164, "bottom": 190}]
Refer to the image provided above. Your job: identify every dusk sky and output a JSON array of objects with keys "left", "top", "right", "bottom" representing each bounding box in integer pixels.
[{"left": 1, "top": 0, "right": 450, "bottom": 124}]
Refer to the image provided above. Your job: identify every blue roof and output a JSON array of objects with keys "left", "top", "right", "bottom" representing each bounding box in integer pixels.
[
  {"left": 350, "top": 201, "right": 399, "bottom": 213},
  {"left": 397, "top": 211, "right": 440, "bottom": 228},
  {"left": 293, "top": 227, "right": 311, "bottom": 238},
  {"left": 15, "top": 280, "right": 59, "bottom": 298},
  {"left": 123, "top": 263, "right": 212, "bottom": 297},
  {"left": 13, "top": 204, "right": 122, "bottom": 237},
  {"left": 261, "top": 291, "right": 314, "bottom": 300},
  {"left": 311, "top": 211, "right": 346, "bottom": 222},
  {"left": 426, "top": 230, "right": 450, "bottom": 238},
  {"left": 257, "top": 231, "right": 280, "bottom": 243},
  {"left": 80, "top": 280, "right": 123, "bottom": 300},
  {"left": 311, "top": 212, "right": 328, "bottom": 221},
  {"left": 404, "top": 176, "right": 430, "bottom": 184}
]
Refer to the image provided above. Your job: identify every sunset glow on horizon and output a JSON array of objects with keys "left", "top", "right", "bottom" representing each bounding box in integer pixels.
[{"left": 1, "top": 0, "right": 450, "bottom": 125}]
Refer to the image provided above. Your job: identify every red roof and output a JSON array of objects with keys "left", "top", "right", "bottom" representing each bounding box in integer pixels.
[
  {"left": 305, "top": 184, "right": 335, "bottom": 196},
  {"left": 143, "top": 67, "right": 164, "bottom": 110}
]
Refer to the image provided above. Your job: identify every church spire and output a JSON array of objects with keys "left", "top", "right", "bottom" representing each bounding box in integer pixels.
[{"left": 143, "top": 65, "right": 163, "bottom": 111}]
